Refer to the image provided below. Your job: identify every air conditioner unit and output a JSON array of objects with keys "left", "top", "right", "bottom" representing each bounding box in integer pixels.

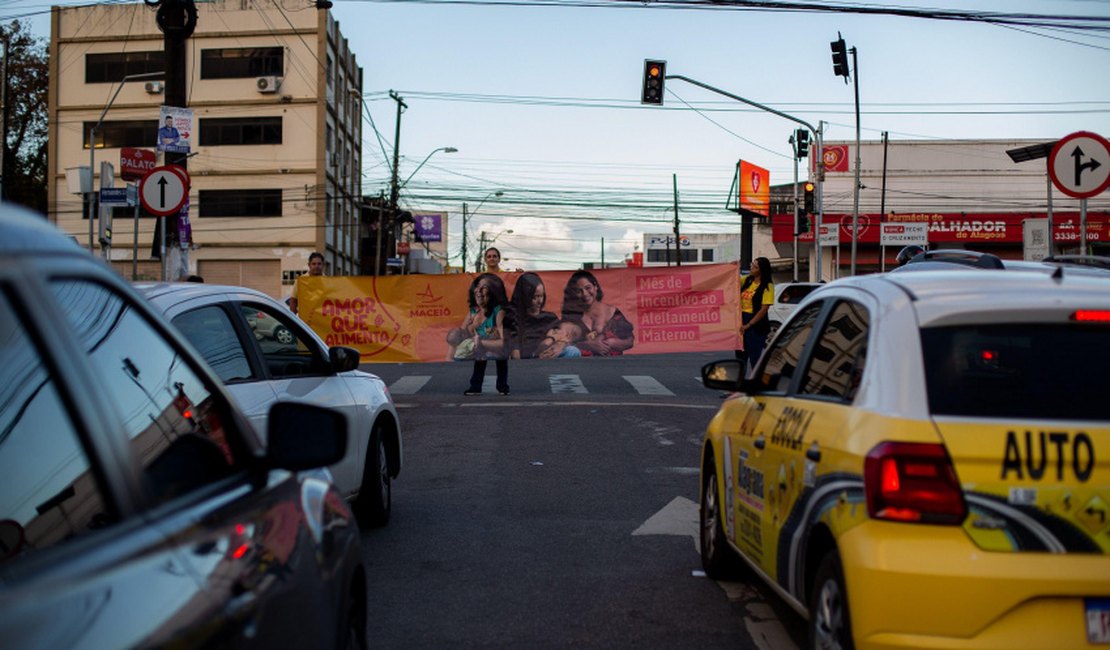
[
  {"left": 256, "top": 76, "right": 282, "bottom": 94},
  {"left": 144, "top": 81, "right": 164, "bottom": 94}
]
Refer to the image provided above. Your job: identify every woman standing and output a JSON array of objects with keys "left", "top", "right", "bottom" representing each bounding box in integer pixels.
[
  {"left": 738, "top": 257, "right": 774, "bottom": 370},
  {"left": 461, "top": 273, "right": 511, "bottom": 396},
  {"left": 509, "top": 272, "right": 559, "bottom": 359}
]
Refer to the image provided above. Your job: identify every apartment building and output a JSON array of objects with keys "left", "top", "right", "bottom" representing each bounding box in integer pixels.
[{"left": 48, "top": 0, "right": 362, "bottom": 298}]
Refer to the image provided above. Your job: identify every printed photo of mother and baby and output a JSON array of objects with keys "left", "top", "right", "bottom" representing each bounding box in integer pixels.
[{"left": 445, "top": 269, "right": 635, "bottom": 364}]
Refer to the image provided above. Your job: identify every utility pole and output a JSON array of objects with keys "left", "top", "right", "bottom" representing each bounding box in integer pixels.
[
  {"left": 790, "top": 132, "right": 800, "bottom": 283},
  {"left": 461, "top": 202, "right": 468, "bottom": 275},
  {"left": 153, "top": 0, "right": 196, "bottom": 279},
  {"left": 476, "top": 231, "right": 487, "bottom": 272},
  {"left": 849, "top": 44, "right": 862, "bottom": 276},
  {"left": 672, "top": 173, "right": 681, "bottom": 267},
  {"left": 385, "top": 90, "right": 406, "bottom": 275}
]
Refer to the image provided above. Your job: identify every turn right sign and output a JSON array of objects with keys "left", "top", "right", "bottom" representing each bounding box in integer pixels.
[{"left": 1049, "top": 131, "right": 1110, "bottom": 199}]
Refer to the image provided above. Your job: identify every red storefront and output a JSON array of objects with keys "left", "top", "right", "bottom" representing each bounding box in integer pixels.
[{"left": 772, "top": 211, "right": 1110, "bottom": 268}]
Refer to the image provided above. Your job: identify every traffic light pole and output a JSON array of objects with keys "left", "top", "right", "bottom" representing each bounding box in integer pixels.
[
  {"left": 849, "top": 46, "right": 862, "bottom": 276},
  {"left": 663, "top": 74, "right": 823, "bottom": 281},
  {"left": 791, "top": 135, "right": 799, "bottom": 283}
]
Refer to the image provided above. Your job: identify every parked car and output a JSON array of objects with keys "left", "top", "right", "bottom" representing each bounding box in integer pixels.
[
  {"left": 767, "top": 282, "right": 821, "bottom": 337},
  {"left": 0, "top": 205, "right": 367, "bottom": 649},
  {"left": 699, "top": 269, "right": 1110, "bottom": 649},
  {"left": 893, "top": 249, "right": 1110, "bottom": 277},
  {"left": 138, "top": 282, "right": 403, "bottom": 527}
]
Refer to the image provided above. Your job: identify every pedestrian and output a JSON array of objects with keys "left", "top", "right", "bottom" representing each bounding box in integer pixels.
[
  {"left": 462, "top": 273, "right": 512, "bottom": 396},
  {"left": 289, "top": 251, "right": 324, "bottom": 315},
  {"left": 738, "top": 257, "right": 774, "bottom": 371},
  {"left": 483, "top": 247, "right": 503, "bottom": 273}
]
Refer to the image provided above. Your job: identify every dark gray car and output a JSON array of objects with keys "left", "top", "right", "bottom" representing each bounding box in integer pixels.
[{"left": 0, "top": 206, "right": 367, "bottom": 649}]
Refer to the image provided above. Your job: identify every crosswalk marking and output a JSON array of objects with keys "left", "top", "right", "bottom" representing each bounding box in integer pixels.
[
  {"left": 623, "top": 375, "right": 674, "bottom": 396},
  {"left": 549, "top": 374, "right": 587, "bottom": 394},
  {"left": 389, "top": 375, "right": 431, "bottom": 394}
]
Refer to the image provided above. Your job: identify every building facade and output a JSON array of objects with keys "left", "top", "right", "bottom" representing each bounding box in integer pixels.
[{"left": 48, "top": 0, "right": 362, "bottom": 299}]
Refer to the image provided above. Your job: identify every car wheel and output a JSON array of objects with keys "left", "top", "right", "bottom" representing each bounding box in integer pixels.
[
  {"left": 354, "top": 425, "right": 391, "bottom": 527},
  {"left": 809, "top": 550, "right": 854, "bottom": 650},
  {"left": 274, "top": 325, "right": 295, "bottom": 345},
  {"left": 700, "top": 457, "right": 741, "bottom": 578},
  {"left": 341, "top": 585, "right": 368, "bottom": 650}
]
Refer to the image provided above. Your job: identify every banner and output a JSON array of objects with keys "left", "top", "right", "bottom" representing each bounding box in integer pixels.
[
  {"left": 773, "top": 212, "right": 1110, "bottom": 244},
  {"left": 297, "top": 264, "right": 741, "bottom": 363}
]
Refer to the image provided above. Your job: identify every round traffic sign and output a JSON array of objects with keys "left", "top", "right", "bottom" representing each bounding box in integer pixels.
[
  {"left": 1048, "top": 131, "right": 1110, "bottom": 199},
  {"left": 139, "top": 165, "right": 190, "bottom": 216}
]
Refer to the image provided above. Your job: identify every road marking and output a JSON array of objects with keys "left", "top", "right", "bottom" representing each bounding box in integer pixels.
[
  {"left": 388, "top": 375, "right": 431, "bottom": 394},
  {"left": 632, "top": 495, "right": 699, "bottom": 552},
  {"left": 549, "top": 374, "right": 587, "bottom": 393},
  {"left": 623, "top": 375, "right": 674, "bottom": 396}
]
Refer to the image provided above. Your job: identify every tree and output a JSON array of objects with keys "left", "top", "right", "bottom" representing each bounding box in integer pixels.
[{"left": 2, "top": 21, "right": 48, "bottom": 213}]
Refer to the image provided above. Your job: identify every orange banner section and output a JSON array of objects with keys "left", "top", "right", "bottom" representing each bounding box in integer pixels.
[{"left": 297, "top": 264, "right": 741, "bottom": 363}]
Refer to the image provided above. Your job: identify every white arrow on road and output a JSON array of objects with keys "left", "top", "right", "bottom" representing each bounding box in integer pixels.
[{"left": 633, "top": 496, "right": 800, "bottom": 650}]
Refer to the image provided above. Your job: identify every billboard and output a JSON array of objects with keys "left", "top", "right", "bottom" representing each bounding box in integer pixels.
[{"left": 738, "top": 160, "right": 770, "bottom": 217}]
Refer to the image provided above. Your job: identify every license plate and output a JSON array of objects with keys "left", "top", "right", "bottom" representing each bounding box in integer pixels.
[{"left": 1088, "top": 599, "right": 1110, "bottom": 644}]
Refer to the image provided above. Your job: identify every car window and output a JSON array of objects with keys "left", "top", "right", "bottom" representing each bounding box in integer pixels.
[
  {"left": 0, "top": 291, "right": 113, "bottom": 566},
  {"left": 172, "top": 306, "right": 254, "bottom": 383},
  {"left": 239, "top": 303, "right": 325, "bottom": 379},
  {"left": 798, "top": 300, "right": 869, "bottom": 402},
  {"left": 779, "top": 284, "right": 818, "bottom": 305},
  {"left": 751, "top": 302, "right": 823, "bottom": 393},
  {"left": 921, "top": 324, "right": 1109, "bottom": 421},
  {"left": 49, "top": 280, "right": 242, "bottom": 507}
]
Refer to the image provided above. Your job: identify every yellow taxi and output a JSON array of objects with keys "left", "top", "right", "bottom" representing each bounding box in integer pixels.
[{"left": 699, "top": 269, "right": 1110, "bottom": 649}]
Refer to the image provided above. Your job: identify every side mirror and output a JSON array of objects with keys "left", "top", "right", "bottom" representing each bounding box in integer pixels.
[
  {"left": 266, "top": 402, "right": 347, "bottom": 470},
  {"left": 329, "top": 345, "right": 360, "bottom": 372},
  {"left": 701, "top": 359, "right": 755, "bottom": 393}
]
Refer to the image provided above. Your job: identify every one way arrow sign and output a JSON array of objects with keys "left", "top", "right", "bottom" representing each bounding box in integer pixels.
[
  {"left": 139, "top": 165, "right": 190, "bottom": 216},
  {"left": 1049, "top": 131, "right": 1110, "bottom": 199}
]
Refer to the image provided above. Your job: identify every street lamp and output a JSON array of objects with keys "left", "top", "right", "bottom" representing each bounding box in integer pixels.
[
  {"left": 87, "top": 71, "right": 165, "bottom": 254},
  {"left": 462, "top": 190, "right": 503, "bottom": 272},
  {"left": 399, "top": 146, "right": 457, "bottom": 190},
  {"left": 477, "top": 229, "right": 513, "bottom": 272}
]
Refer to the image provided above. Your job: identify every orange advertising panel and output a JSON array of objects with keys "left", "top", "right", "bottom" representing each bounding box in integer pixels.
[
  {"left": 297, "top": 264, "right": 741, "bottom": 363},
  {"left": 739, "top": 160, "right": 770, "bottom": 217}
]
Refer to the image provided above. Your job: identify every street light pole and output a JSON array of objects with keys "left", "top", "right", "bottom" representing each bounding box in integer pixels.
[
  {"left": 88, "top": 71, "right": 165, "bottom": 253},
  {"left": 400, "top": 146, "right": 457, "bottom": 190}
]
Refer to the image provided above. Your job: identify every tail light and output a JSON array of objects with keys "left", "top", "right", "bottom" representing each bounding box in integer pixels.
[{"left": 864, "top": 442, "right": 966, "bottom": 525}]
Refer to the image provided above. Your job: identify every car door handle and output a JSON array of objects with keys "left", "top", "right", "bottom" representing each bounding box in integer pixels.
[
  {"left": 753, "top": 436, "right": 766, "bottom": 450},
  {"left": 806, "top": 445, "right": 821, "bottom": 462}
]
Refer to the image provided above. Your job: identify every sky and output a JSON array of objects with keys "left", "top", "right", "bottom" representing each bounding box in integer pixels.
[{"left": 14, "top": 0, "right": 1110, "bottom": 270}]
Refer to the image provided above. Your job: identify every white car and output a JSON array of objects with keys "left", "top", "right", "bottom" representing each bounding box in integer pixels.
[
  {"left": 139, "top": 282, "right": 403, "bottom": 526},
  {"left": 767, "top": 281, "right": 821, "bottom": 336}
]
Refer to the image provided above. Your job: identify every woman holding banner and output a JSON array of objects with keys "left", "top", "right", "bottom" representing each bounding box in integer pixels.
[
  {"left": 561, "top": 270, "right": 634, "bottom": 357},
  {"left": 453, "top": 273, "right": 512, "bottom": 395}
]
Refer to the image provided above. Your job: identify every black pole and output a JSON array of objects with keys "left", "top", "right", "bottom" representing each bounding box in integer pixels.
[{"left": 156, "top": 0, "right": 195, "bottom": 259}]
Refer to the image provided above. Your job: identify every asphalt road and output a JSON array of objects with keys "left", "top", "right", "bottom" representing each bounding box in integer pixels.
[{"left": 357, "top": 352, "right": 807, "bottom": 648}]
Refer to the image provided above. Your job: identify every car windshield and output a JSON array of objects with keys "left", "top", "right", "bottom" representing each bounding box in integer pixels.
[{"left": 920, "top": 324, "right": 1109, "bottom": 421}]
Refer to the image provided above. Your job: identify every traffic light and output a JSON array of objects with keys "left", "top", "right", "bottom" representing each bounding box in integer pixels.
[
  {"left": 803, "top": 181, "right": 816, "bottom": 214},
  {"left": 797, "top": 215, "right": 810, "bottom": 234},
  {"left": 795, "top": 129, "right": 810, "bottom": 159},
  {"left": 641, "top": 59, "right": 666, "bottom": 105},
  {"left": 830, "top": 34, "right": 849, "bottom": 82}
]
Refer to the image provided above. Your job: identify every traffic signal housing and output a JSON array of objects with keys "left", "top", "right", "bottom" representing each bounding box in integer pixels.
[
  {"left": 803, "top": 181, "right": 816, "bottom": 214},
  {"left": 641, "top": 59, "right": 666, "bottom": 105},
  {"left": 831, "top": 35, "right": 849, "bottom": 81},
  {"left": 795, "top": 129, "right": 810, "bottom": 159}
]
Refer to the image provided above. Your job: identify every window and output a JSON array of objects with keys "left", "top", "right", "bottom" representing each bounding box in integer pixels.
[
  {"left": 49, "top": 280, "right": 240, "bottom": 506},
  {"left": 84, "top": 120, "right": 158, "bottom": 149},
  {"left": 646, "top": 249, "right": 698, "bottom": 263},
  {"left": 701, "top": 249, "right": 715, "bottom": 262},
  {"left": 198, "top": 189, "right": 282, "bottom": 218},
  {"left": 238, "top": 304, "right": 323, "bottom": 378},
  {"left": 752, "top": 302, "right": 822, "bottom": 393},
  {"left": 199, "top": 117, "right": 281, "bottom": 146},
  {"left": 921, "top": 324, "right": 1110, "bottom": 421},
  {"left": 0, "top": 291, "right": 111, "bottom": 565},
  {"left": 86, "top": 51, "right": 164, "bottom": 83},
  {"left": 200, "top": 47, "right": 283, "bottom": 79},
  {"left": 172, "top": 306, "right": 254, "bottom": 383},
  {"left": 799, "top": 300, "right": 869, "bottom": 402}
]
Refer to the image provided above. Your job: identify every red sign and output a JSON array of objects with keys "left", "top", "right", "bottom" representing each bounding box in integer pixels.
[
  {"left": 738, "top": 160, "right": 770, "bottom": 217},
  {"left": 119, "top": 147, "right": 156, "bottom": 182},
  {"left": 772, "top": 212, "right": 1110, "bottom": 244},
  {"left": 817, "top": 145, "right": 850, "bottom": 173},
  {"left": 396, "top": 241, "right": 411, "bottom": 255}
]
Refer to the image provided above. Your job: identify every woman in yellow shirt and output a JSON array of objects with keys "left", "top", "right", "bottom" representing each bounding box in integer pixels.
[{"left": 738, "top": 256, "right": 774, "bottom": 370}]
